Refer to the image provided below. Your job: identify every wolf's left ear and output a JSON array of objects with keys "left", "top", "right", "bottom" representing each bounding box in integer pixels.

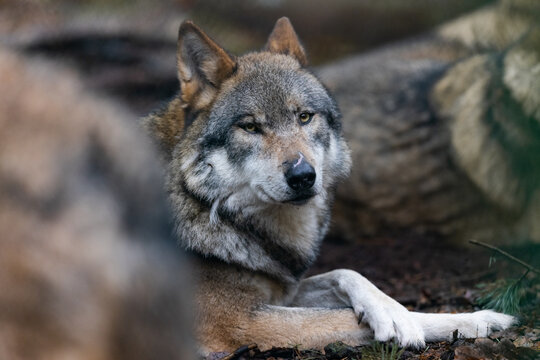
[
  {"left": 264, "top": 17, "right": 307, "bottom": 66},
  {"left": 177, "top": 21, "right": 236, "bottom": 105}
]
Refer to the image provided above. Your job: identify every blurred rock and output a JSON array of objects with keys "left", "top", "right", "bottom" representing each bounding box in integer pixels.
[
  {"left": 319, "top": 0, "right": 540, "bottom": 245},
  {"left": 0, "top": 47, "right": 193, "bottom": 360}
]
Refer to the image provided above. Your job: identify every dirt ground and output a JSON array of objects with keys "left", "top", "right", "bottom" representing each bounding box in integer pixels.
[{"left": 312, "top": 234, "right": 538, "bottom": 314}]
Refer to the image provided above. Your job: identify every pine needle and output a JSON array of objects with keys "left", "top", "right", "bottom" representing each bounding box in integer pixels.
[
  {"left": 362, "top": 341, "right": 404, "bottom": 360},
  {"left": 476, "top": 276, "right": 529, "bottom": 315}
]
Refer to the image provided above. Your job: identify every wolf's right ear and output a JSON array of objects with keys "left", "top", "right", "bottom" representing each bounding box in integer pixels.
[
  {"left": 177, "top": 21, "right": 236, "bottom": 106},
  {"left": 265, "top": 17, "right": 307, "bottom": 66}
]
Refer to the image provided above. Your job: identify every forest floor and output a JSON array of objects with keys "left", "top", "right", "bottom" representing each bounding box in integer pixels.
[{"left": 209, "top": 234, "right": 540, "bottom": 360}]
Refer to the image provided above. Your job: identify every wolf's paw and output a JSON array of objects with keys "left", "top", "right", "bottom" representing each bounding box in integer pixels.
[
  {"left": 457, "top": 310, "right": 517, "bottom": 338},
  {"left": 358, "top": 298, "right": 425, "bottom": 348}
]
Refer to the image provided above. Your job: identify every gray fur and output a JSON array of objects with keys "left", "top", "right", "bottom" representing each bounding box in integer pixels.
[{"left": 169, "top": 52, "right": 350, "bottom": 282}]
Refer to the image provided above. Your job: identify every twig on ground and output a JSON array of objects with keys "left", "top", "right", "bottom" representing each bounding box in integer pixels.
[
  {"left": 221, "top": 343, "right": 258, "bottom": 360},
  {"left": 469, "top": 240, "right": 540, "bottom": 275}
]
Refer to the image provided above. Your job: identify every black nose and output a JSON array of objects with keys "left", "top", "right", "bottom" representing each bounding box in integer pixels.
[{"left": 285, "top": 160, "right": 316, "bottom": 191}]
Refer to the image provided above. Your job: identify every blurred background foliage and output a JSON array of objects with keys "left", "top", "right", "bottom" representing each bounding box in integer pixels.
[
  {"left": 186, "top": 0, "right": 495, "bottom": 64},
  {"left": 2, "top": 0, "right": 495, "bottom": 64},
  {"left": 0, "top": 0, "right": 496, "bottom": 114}
]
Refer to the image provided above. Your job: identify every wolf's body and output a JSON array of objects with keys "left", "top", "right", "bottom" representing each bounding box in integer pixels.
[
  {"left": 0, "top": 48, "right": 193, "bottom": 360},
  {"left": 144, "top": 18, "right": 515, "bottom": 354}
]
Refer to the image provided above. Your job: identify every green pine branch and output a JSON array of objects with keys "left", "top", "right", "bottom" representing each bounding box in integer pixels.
[{"left": 470, "top": 240, "right": 539, "bottom": 316}]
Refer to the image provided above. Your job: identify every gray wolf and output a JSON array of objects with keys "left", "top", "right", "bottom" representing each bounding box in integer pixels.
[
  {"left": 0, "top": 48, "right": 193, "bottom": 360},
  {"left": 143, "top": 18, "right": 516, "bottom": 354}
]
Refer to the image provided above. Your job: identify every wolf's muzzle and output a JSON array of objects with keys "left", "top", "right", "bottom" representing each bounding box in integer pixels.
[{"left": 284, "top": 152, "right": 316, "bottom": 192}]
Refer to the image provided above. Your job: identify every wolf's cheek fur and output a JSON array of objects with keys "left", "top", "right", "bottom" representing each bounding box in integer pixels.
[
  {"left": 325, "top": 134, "right": 352, "bottom": 183},
  {"left": 199, "top": 147, "right": 276, "bottom": 212},
  {"left": 205, "top": 149, "right": 249, "bottom": 191},
  {"left": 244, "top": 155, "right": 292, "bottom": 203}
]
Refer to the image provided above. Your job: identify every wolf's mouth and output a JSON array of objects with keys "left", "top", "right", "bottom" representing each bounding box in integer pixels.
[{"left": 284, "top": 192, "right": 316, "bottom": 206}]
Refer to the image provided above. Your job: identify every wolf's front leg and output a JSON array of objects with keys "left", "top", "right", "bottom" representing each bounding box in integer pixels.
[
  {"left": 411, "top": 310, "right": 516, "bottom": 341},
  {"left": 291, "top": 269, "right": 426, "bottom": 347},
  {"left": 200, "top": 305, "right": 376, "bottom": 353},
  {"left": 290, "top": 269, "right": 515, "bottom": 347},
  {"left": 239, "top": 306, "right": 374, "bottom": 351}
]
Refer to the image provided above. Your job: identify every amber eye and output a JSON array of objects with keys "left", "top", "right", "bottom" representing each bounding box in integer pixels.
[
  {"left": 299, "top": 112, "right": 313, "bottom": 125},
  {"left": 241, "top": 123, "right": 258, "bottom": 134}
]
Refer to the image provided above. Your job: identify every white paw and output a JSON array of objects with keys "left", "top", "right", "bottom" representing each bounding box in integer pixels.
[
  {"left": 356, "top": 296, "right": 425, "bottom": 348},
  {"left": 457, "top": 310, "right": 517, "bottom": 338}
]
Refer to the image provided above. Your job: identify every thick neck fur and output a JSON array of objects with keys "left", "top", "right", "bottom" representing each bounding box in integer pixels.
[{"left": 168, "top": 147, "right": 332, "bottom": 283}]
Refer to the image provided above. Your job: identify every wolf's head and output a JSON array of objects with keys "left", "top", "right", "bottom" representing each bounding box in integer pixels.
[{"left": 166, "top": 18, "right": 350, "bottom": 216}]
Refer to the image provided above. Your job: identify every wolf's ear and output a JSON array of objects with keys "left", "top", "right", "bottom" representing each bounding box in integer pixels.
[
  {"left": 264, "top": 17, "right": 307, "bottom": 66},
  {"left": 177, "top": 21, "right": 236, "bottom": 105}
]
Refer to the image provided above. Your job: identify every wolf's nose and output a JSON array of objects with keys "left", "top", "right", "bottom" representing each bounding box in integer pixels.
[{"left": 285, "top": 160, "right": 316, "bottom": 191}]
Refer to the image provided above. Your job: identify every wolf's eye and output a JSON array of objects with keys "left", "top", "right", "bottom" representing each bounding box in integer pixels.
[
  {"left": 298, "top": 112, "right": 314, "bottom": 125},
  {"left": 240, "top": 123, "right": 258, "bottom": 134}
]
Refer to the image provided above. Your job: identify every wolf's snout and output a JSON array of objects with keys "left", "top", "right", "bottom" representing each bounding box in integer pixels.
[{"left": 285, "top": 157, "right": 316, "bottom": 191}]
